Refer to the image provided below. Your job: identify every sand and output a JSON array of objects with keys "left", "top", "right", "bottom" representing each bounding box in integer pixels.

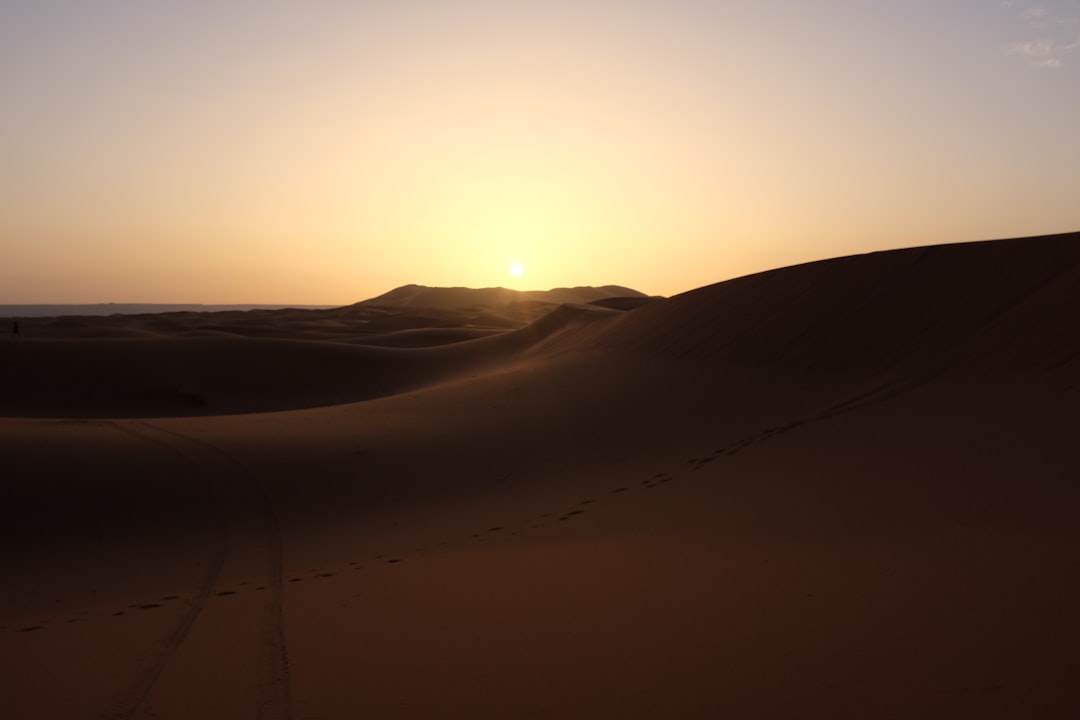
[{"left": 2, "top": 233, "right": 1079, "bottom": 719}]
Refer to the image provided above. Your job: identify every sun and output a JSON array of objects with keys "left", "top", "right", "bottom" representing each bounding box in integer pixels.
[{"left": 509, "top": 262, "right": 524, "bottom": 278}]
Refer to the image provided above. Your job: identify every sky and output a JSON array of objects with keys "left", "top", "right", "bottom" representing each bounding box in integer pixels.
[{"left": 2, "top": 0, "right": 1078, "bottom": 304}]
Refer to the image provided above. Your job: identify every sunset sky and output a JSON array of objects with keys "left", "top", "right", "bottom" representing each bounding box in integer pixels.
[{"left": 2, "top": 1, "right": 1078, "bottom": 304}]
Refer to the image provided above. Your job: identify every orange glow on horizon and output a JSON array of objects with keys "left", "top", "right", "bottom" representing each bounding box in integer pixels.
[{"left": 2, "top": 2, "right": 1077, "bottom": 304}]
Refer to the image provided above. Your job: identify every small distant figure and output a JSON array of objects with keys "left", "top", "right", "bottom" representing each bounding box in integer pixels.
[{"left": 11, "top": 319, "right": 19, "bottom": 340}]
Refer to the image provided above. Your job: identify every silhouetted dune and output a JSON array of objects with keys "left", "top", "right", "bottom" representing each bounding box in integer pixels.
[
  {"left": 0, "top": 301, "right": 619, "bottom": 416},
  {"left": 11, "top": 286, "right": 640, "bottom": 343},
  {"left": 358, "top": 283, "right": 647, "bottom": 310},
  {"left": 561, "top": 231, "right": 1080, "bottom": 375},
  {"left": 587, "top": 295, "right": 664, "bottom": 311}
]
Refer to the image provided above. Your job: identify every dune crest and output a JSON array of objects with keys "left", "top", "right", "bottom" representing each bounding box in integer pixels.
[{"left": 559, "top": 231, "right": 1080, "bottom": 374}]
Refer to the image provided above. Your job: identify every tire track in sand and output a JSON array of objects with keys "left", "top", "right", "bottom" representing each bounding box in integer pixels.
[
  {"left": 134, "top": 421, "right": 293, "bottom": 720},
  {"left": 99, "top": 421, "right": 230, "bottom": 720}
]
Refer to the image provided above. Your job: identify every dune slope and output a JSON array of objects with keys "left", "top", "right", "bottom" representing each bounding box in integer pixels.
[
  {"left": 558, "top": 230, "right": 1080, "bottom": 374},
  {"left": 2, "top": 233, "right": 1079, "bottom": 719}
]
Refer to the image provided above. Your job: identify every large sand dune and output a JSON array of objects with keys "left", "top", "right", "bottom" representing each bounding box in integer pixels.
[{"left": 2, "top": 234, "right": 1079, "bottom": 719}]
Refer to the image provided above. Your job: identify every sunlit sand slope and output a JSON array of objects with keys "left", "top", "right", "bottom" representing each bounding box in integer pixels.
[{"left": 1, "top": 233, "right": 1078, "bottom": 719}]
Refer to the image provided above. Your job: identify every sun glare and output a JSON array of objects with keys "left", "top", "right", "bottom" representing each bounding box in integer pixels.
[{"left": 509, "top": 262, "right": 524, "bottom": 277}]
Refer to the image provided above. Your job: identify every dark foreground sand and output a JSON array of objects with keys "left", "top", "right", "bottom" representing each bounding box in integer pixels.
[{"left": 2, "top": 233, "right": 1079, "bottom": 719}]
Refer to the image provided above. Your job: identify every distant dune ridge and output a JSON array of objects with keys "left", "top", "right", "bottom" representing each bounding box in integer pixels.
[
  {"left": 5, "top": 284, "right": 652, "bottom": 340},
  {"left": 0, "top": 285, "right": 649, "bottom": 416},
  {"left": 358, "top": 283, "right": 649, "bottom": 309},
  {"left": 2, "top": 232, "right": 1080, "bottom": 719},
  {"left": 0, "top": 303, "right": 337, "bottom": 318}
]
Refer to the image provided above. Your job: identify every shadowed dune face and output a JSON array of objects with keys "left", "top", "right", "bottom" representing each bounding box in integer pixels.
[
  {"left": 0, "top": 293, "right": 627, "bottom": 417},
  {"left": 17, "top": 304, "right": 520, "bottom": 343},
  {"left": 0, "top": 319, "right": 585, "bottom": 418},
  {"left": 557, "top": 231, "right": 1080, "bottom": 375}
]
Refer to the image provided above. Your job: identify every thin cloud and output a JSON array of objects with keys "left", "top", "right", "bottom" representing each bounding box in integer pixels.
[
  {"left": 1012, "top": 37, "right": 1056, "bottom": 57},
  {"left": 1021, "top": 7, "right": 1050, "bottom": 23},
  {"left": 1006, "top": 2, "right": 1080, "bottom": 68}
]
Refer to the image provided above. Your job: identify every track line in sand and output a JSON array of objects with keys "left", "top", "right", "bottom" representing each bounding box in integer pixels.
[
  {"left": 87, "top": 421, "right": 292, "bottom": 720},
  {"left": 98, "top": 421, "right": 230, "bottom": 720},
  {"left": 210, "top": 376, "right": 939, "bottom": 581},
  {"left": 290, "top": 375, "right": 938, "bottom": 572},
  {"left": 133, "top": 421, "right": 293, "bottom": 720},
  {"left": 426, "top": 374, "right": 938, "bottom": 551}
]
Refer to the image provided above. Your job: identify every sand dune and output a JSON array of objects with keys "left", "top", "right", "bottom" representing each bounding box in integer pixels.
[
  {"left": 0, "top": 289, "right": 629, "bottom": 417},
  {"left": 555, "top": 230, "right": 1080, "bottom": 373},
  {"left": 2, "top": 234, "right": 1079, "bottom": 719},
  {"left": 358, "top": 283, "right": 648, "bottom": 310},
  {"left": 11, "top": 284, "right": 640, "bottom": 344}
]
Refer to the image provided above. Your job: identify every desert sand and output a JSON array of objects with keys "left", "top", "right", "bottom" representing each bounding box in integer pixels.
[{"left": 2, "top": 234, "right": 1079, "bottom": 719}]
